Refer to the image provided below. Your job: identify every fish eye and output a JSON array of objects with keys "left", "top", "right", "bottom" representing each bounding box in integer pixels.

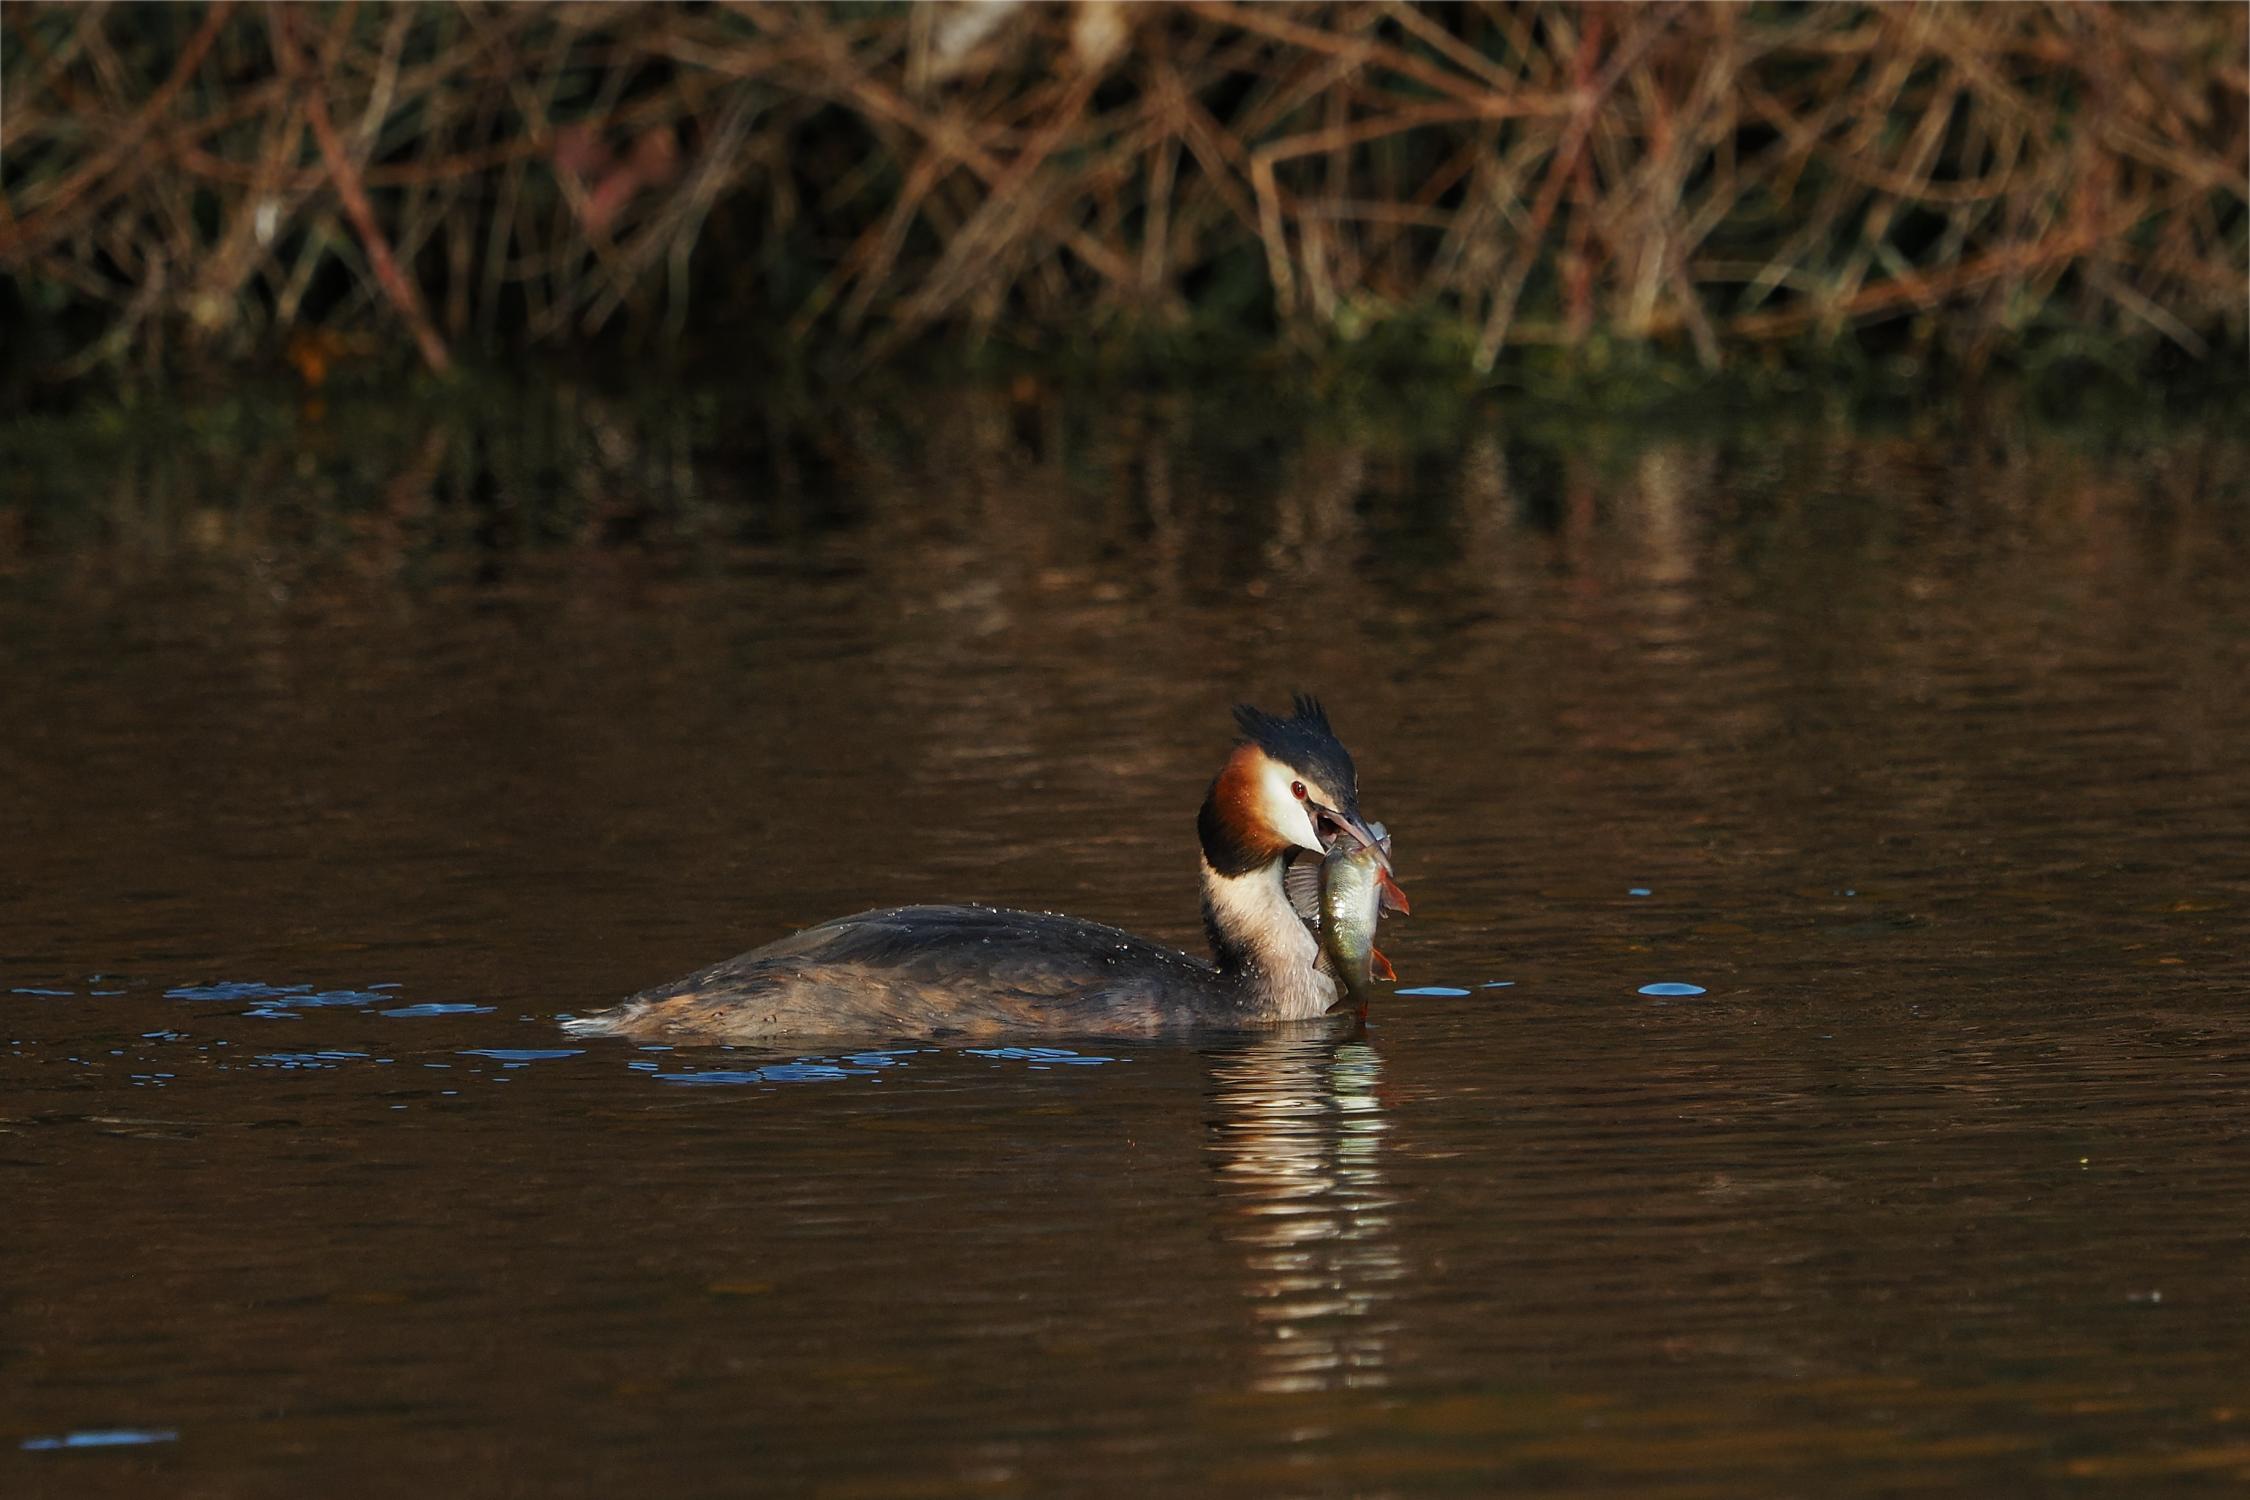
[{"left": 1291, "top": 781, "right": 1307, "bottom": 800}]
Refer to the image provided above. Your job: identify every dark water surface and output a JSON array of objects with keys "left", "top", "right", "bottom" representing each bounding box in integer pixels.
[{"left": 5, "top": 389, "right": 2250, "bottom": 1495}]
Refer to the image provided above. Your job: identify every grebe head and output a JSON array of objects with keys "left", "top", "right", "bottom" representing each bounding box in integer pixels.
[{"left": 1198, "top": 695, "right": 1388, "bottom": 878}]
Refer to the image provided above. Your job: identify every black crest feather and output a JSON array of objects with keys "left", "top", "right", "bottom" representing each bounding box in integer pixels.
[{"left": 1231, "top": 695, "right": 1359, "bottom": 812}]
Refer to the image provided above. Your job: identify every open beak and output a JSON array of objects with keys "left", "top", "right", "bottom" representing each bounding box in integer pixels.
[{"left": 1312, "top": 802, "right": 1392, "bottom": 874}]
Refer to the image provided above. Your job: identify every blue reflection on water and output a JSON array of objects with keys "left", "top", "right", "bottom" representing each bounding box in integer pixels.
[
  {"left": 1638, "top": 981, "right": 1709, "bottom": 997},
  {"left": 656, "top": 1061, "right": 874, "bottom": 1085},
  {"left": 167, "top": 980, "right": 400, "bottom": 1019},
  {"left": 1396, "top": 986, "right": 1472, "bottom": 997},
  {"left": 23, "top": 1428, "right": 178, "bottom": 1451},
  {"left": 160, "top": 979, "right": 497, "bottom": 1027},
  {"left": 459, "top": 1048, "right": 583, "bottom": 1064},
  {"left": 648, "top": 1044, "right": 1121, "bottom": 1086}
]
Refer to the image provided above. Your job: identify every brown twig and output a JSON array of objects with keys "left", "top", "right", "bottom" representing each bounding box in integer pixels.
[
  {"left": 1, "top": 1, "right": 2240, "bottom": 380},
  {"left": 268, "top": 4, "right": 451, "bottom": 375},
  {"left": 0, "top": 2, "right": 232, "bottom": 260}
]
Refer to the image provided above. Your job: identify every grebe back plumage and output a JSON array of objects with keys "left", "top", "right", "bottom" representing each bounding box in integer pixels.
[{"left": 564, "top": 696, "right": 1394, "bottom": 1043}]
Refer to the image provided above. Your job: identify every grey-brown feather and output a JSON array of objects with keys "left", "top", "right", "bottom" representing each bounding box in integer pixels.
[
  {"left": 567, "top": 905, "right": 1260, "bottom": 1044},
  {"left": 1282, "top": 851, "right": 1324, "bottom": 928}
]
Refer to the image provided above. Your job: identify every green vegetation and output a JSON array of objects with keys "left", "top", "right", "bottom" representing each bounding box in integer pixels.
[{"left": 2, "top": 2, "right": 2243, "bottom": 401}]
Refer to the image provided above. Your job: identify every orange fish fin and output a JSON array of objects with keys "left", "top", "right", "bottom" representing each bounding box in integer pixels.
[{"left": 1378, "top": 871, "right": 1411, "bottom": 915}]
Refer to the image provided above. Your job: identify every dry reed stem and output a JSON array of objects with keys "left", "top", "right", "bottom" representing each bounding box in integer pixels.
[
  {"left": 268, "top": 5, "right": 451, "bottom": 375},
  {"left": 1, "top": 1, "right": 2241, "bottom": 383}
]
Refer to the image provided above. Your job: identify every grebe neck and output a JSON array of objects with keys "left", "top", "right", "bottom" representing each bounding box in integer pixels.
[{"left": 1198, "top": 855, "right": 1337, "bottom": 1019}]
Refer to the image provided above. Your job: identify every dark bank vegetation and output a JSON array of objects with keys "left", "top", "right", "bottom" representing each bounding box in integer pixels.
[
  {"left": 2, "top": 1, "right": 2244, "bottom": 399},
  {"left": 8, "top": 364, "right": 2246, "bottom": 598}
]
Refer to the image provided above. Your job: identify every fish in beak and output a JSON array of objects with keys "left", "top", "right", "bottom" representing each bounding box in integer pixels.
[{"left": 1309, "top": 800, "right": 1392, "bottom": 873}]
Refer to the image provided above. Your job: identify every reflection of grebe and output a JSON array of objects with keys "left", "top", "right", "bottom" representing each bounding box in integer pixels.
[
  {"left": 1208, "top": 1032, "right": 1403, "bottom": 1394},
  {"left": 567, "top": 699, "right": 1393, "bottom": 1043}
]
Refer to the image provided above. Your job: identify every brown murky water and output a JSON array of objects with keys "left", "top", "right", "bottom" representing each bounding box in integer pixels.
[{"left": 5, "top": 387, "right": 2250, "bottom": 1495}]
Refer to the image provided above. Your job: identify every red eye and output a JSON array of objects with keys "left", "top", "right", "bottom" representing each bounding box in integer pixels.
[{"left": 1291, "top": 781, "right": 1307, "bottom": 800}]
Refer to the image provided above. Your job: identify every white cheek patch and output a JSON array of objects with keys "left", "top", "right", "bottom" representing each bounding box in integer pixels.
[{"left": 1257, "top": 762, "right": 1328, "bottom": 853}]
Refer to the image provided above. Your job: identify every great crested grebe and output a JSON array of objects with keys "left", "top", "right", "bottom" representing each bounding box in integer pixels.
[{"left": 563, "top": 696, "right": 1398, "bottom": 1043}]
